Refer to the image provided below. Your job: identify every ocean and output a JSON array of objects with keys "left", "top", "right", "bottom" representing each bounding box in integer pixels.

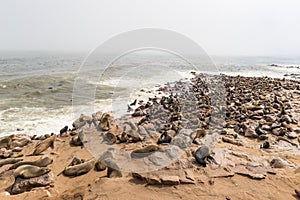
[{"left": 0, "top": 51, "right": 300, "bottom": 137}]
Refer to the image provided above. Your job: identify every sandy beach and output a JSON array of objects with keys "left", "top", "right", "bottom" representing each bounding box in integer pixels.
[{"left": 0, "top": 73, "right": 299, "bottom": 200}]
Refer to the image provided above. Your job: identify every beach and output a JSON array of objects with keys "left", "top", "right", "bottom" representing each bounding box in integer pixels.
[{"left": 0, "top": 72, "right": 299, "bottom": 199}]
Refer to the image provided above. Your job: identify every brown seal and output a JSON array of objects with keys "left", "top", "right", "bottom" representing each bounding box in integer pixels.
[
  {"left": 31, "top": 134, "right": 56, "bottom": 155},
  {"left": 9, "top": 156, "right": 53, "bottom": 170},
  {"left": 131, "top": 145, "right": 161, "bottom": 158},
  {"left": 13, "top": 165, "right": 50, "bottom": 179},
  {"left": 62, "top": 158, "right": 95, "bottom": 177},
  {"left": 0, "top": 158, "right": 23, "bottom": 167}
]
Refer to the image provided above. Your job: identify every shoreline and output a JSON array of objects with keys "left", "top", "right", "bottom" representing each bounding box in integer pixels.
[{"left": 0, "top": 73, "right": 300, "bottom": 199}]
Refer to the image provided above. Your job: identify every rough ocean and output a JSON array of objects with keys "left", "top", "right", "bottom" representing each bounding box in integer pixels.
[{"left": 0, "top": 51, "right": 299, "bottom": 136}]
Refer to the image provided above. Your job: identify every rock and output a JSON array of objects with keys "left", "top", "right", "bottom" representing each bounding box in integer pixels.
[
  {"left": 148, "top": 152, "right": 169, "bottom": 166},
  {"left": 261, "top": 125, "right": 271, "bottom": 131},
  {"left": 159, "top": 175, "right": 180, "bottom": 185},
  {"left": 280, "top": 115, "right": 292, "bottom": 123},
  {"left": 94, "top": 161, "right": 107, "bottom": 171},
  {"left": 265, "top": 115, "right": 276, "bottom": 123},
  {"left": 205, "top": 167, "right": 235, "bottom": 178},
  {"left": 270, "top": 158, "right": 289, "bottom": 168},
  {"left": 146, "top": 175, "right": 161, "bottom": 185},
  {"left": 287, "top": 132, "right": 297, "bottom": 139},
  {"left": 234, "top": 165, "right": 265, "bottom": 180},
  {"left": 294, "top": 128, "right": 300, "bottom": 134},
  {"left": 171, "top": 136, "right": 191, "bottom": 149},
  {"left": 184, "top": 170, "right": 195, "bottom": 181},
  {"left": 107, "top": 167, "right": 122, "bottom": 178},
  {"left": 272, "top": 127, "right": 284, "bottom": 136},
  {"left": 132, "top": 173, "right": 161, "bottom": 185},
  {"left": 10, "top": 173, "right": 53, "bottom": 195},
  {"left": 245, "top": 128, "right": 258, "bottom": 138}
]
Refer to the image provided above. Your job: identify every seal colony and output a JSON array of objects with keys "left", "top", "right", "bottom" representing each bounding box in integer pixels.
[{"left": 0, "top": 73, "right": 299, "bottom": 199}]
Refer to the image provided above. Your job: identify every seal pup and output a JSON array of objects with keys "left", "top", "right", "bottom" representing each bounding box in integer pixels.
[
  {"left": 59, "top": 125, "right": 68, "bottom": 136},
  {"left": 9, "top": 156, "right": 53, "bottom": 170},
  {"left": 31, "top": 134, "right": 56, "bottom": 155},
  {"left": 13, "top": 165, "right": 50, "bottom": 179},
  {"left": 62, "top": 158, "right": 95, "bottom": 177},
  {"left": 194, "top": 145, "right": 217, "bottom": 167}
]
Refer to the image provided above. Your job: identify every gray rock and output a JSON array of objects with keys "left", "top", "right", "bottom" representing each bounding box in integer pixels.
[
  {"left": 287, "top": 132, "right": 298, "bottom": 139},
  {"left": 245, "top": 128, "right": 258, "bottom": 138},
  {"left": 270, "top": 158, "right": 289, "bottom": 168}
]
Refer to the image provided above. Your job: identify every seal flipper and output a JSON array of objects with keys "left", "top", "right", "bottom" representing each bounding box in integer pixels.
[
  {"left": 50, "top": 142, "right": 54, "bottom": 149},
  {"left": 207, "top": 155, "right": 218, "bottom": 165}
]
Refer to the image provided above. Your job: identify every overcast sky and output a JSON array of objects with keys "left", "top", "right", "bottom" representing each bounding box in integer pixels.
[{"left": 1, "top": 0, "right": 300, "bottom": 56}]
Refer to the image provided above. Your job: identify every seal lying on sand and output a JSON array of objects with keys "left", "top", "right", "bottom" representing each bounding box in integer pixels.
[
  {"left": 194, "top": 145, "right": 217, "bottom": 167},
  {"left": 9, "top": 156, "right": 53, "bottom": 170},
  {"left": 13, "top": 165, "right": 50, "bottom": 179},
  {"left": 0, "top": 158, "right": 23, "bottom": 168},
  {"left": 62, "top": 158, "right": 95, "bottom": 177},
  {"left": 31, "top": 134, "right": 56, "bottom": 155}
]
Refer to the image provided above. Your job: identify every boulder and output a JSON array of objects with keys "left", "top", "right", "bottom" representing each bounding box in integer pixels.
[{"left": 10, "top": 173, "right": 53, "bottom": 195}]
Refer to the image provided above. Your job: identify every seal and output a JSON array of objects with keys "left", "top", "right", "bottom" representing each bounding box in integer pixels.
[
  {"left": 255, "top": 123, "right": 265, "bottom": 135},
  {"left": 157, "top": 132, "right": 172, "bottom": 144},
  {"left": 94, "top": 160, "right": 107, "bottom": 171},
  {"left": 194, "top": 145, "right": 217, "bottom": 167},
  {"left": 62, "top": 158, "right": 95, "bottom": 177},
  {"left": 13, "top": 165, "right": 50, "bottom": 179},
  {"left": 131, "top": 145, "right": 161, "bottom": 154},
  {"left": 0, "top": 158, "right": 23, "bottom": 168},
  {"left": 131, "top": 145, "right": 161, "bottom": 158},
  {"left": 260, "top": 141, "right": 270, "bottom": 149},
  {"left": 295, "top": 189, "right": 300, "bottom": 198},
  {"left": 31, "top": 134, "right": 56, "bottom": 155},
  {"left": 9, "top": 156, "right": 53, "bottom": 170}
]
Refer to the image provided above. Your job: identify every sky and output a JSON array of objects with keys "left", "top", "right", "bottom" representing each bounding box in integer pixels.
[{"left": 1, "top": 0, "right": 300, "bottom": 56}]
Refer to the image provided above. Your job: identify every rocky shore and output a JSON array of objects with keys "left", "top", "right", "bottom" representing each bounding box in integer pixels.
[{"left": 0, "top": 73, "right": 300, "bottom": 200}]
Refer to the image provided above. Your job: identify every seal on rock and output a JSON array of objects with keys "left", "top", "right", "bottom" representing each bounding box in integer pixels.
[
  {"left": 131, "top": 145, "right": 161, "bottom": 158},
  {"left": 194, "top": 145, "right": 217, "bottom": 167},
  {"left": 13, "top": 165, "right": 50, "bottom": 179}
]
